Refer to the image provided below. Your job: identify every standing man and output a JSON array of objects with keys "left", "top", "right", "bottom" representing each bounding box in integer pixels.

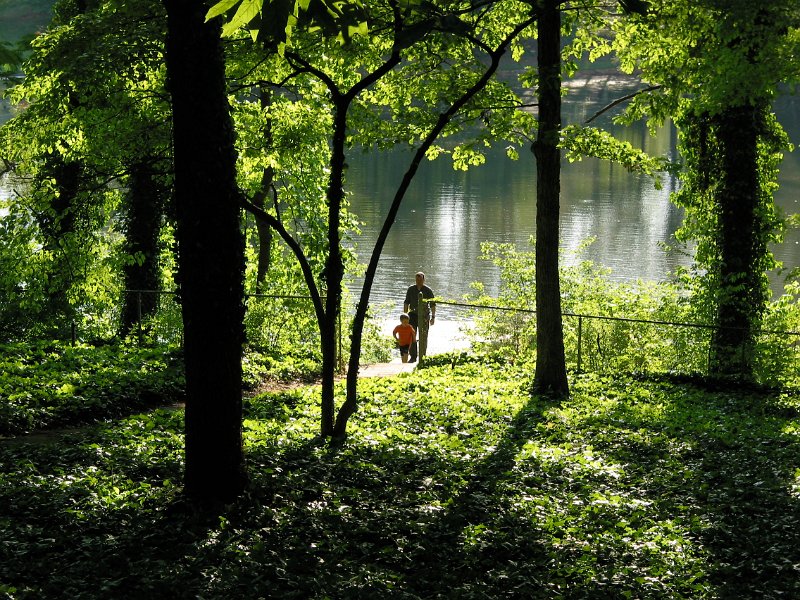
[{"left": 403, "top": 271, "right": 435, "bottom": 362}]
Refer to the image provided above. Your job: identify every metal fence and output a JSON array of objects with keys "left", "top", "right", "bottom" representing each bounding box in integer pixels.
[
  {"left": 119, "top": 289, "right": 348, "bottom": 368},
  {"left": 430, "top": 299, "right": 800, "bottom": 384},
  {"left": 61, "top": 290, "right": 800, "bottom": 384}
]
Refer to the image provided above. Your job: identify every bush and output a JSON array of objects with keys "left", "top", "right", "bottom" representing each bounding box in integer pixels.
[{"left": 464, "top": 239, "right": 800, "bottom": 385}]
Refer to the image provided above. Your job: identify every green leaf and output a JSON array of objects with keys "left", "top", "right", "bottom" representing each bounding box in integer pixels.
[
  {"left": 221, "top": 0, "right": 263, "bottom": 37},
  {"left": 205, "top": 0, "right": 243, "bottom": 22}
]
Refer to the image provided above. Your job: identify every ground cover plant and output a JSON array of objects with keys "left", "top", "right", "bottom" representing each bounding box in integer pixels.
[
  {"left": 2, "top": 352, "right": 800, "bottom": 598},
  {"left": 0, "top": 341, "right": 185, "bottom": 436},
  {"left": 466, "top": 242, "right": 800, "bottom": 387},
  {"left": 0, "top": 338, "right": 333, "bottom": 438}
]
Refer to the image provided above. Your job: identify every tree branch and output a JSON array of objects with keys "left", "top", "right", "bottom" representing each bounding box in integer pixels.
[
  {"left": 240, "top": 196, "right": 324, "bottom": 323},
  {"left": 584, "top": 84, "right": 661, "bottom": 124},
  {"left": 335, "top": 12, "right": 539, "bottom": 433}
]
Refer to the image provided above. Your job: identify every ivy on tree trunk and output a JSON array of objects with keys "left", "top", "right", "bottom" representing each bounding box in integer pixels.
[
  {"left": 120, "top": 161, "right": 166, "bottom": 337},
  {"left": 709, "top": 104, "right": 769, "bottom": 377}
]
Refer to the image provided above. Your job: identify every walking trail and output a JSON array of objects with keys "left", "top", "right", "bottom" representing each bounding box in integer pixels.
[{"left": 359, "top": 317, "right": 472, "bottom": 378}]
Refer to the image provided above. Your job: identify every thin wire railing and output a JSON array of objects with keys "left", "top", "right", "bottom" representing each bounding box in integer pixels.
[
  {"left": 427, "top": 298, "right": 800, "bottom": 382},
  {"left": 120, "top": 289, "right": 345, "bottom": 369},
  {"left": 62, "top": 290, "right": 800, "bottom": 383}
]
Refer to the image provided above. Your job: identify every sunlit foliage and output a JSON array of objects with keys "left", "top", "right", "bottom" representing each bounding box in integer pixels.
[{"left": 3, "top": 358, "right": 800, "bottom": 596}]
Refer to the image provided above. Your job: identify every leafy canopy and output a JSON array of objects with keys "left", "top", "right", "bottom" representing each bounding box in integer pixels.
[{"left": 206, "top": 0, "right": 370, "bottom": 46}]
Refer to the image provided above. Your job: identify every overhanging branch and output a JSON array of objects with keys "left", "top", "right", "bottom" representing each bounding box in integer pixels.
[
  {"left": 240, "top": 196, "right": 325, "bottom": 323},
  {"left": 584, "top": 84, "right": 661, "bottom": 124}
]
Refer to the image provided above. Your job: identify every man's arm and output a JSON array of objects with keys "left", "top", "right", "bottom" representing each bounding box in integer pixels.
[
  {"left": 426, "top": 287, "right": 436, "bottom": 321},
  {"left": 403, "top": 286, "right": 414, "bottom": 313}
]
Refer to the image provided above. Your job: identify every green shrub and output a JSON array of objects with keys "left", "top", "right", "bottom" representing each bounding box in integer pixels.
[{"left": 465, "top": 239, "right": 800, "bottom": 384}]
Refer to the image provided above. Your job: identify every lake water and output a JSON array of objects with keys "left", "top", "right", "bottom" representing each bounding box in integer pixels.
[{"left": 346, "top": 86, "right": 800, "bottom": 322}]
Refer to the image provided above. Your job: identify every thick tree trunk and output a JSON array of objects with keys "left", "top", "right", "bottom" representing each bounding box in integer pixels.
[
  {"left": 709, "top": 105, "right": 765, "bottom": 377},
  {"left": 120, "top": 162, "right": 165, "bottom": 337},
  {"left": 532, "top": 0, "right": 569, "bottom": 397},
  {"left": 163, "top": 0, "right": 247, "bottom": 502}
]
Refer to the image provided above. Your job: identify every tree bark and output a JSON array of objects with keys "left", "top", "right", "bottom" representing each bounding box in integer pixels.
[
  {"left": 36, "top": 155, "right": 81, "bottom": 330},
  {"left": 709, "top": 105, "right": 766, "bottom": 377},
  {"left": 321, "top": 102, "right": 347, "bottom": 438},
  {"left": 120, "top": 161, "right": 165, "bottom": 337},
  {"left": 532, "top": 0, "right": 569, "bottom": 397},
  {"left": 254, "top": 85, "right": 274, "bottom": 293},
  {"left": 163, "top": 0, "right": 247, "bottom": 502}
]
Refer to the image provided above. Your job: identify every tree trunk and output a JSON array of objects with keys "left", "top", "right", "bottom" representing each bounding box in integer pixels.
[
  {"left": 532, "top": 0, "right": 569, "bottom": 397},
  {"left": 120, "top": 161, "right": 165, "bottom": 337},
  {"left": 321, "top": 103, "right": 348, "bottom": 437},
  {"left": 37, "top": 155, "right": 81, "bottom": 332},
  {"left": 163, "top": 0, "right": 247, "bottom": 502},
  {"left": 333, "top": 15, "right": 537, "bottom": 438},
  {"left": 709, "top": 105, "right": 765, "bottom": 377},
  {"left": 254, "top": 85, "right": 274, "bottom": 293}
]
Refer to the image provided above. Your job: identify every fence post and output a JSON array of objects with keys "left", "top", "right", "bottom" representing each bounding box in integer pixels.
[
  {"left": 577, "top": 315, "right": 583, "bottom": 373},
  {"left": 137, "top": 290, "right": 143, "bottom": 346}
]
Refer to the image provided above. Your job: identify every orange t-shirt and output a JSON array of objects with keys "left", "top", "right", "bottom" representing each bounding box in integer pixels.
[{"left": 393, "top": 323, "right": 415, "bottom": 346}]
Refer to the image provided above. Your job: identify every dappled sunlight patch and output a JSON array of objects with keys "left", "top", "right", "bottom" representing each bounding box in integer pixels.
[
  {"left": 790, "top": 468, "right": 800, "bottom": 499},
  {"left": 0, "top": 341, "right": 185, "bottom": 436},
  {"left": 516, "top": 439, "right": 626, "bottom": 482},
  {"left": 243, "top": 386, "right": 323, "bottom": 446}
]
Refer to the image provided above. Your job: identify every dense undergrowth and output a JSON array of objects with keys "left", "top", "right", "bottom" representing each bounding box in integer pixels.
[
  {"left": 0, "top": 341, "right": 186, "bottom": 436},
  {"left": 2, "top": 348, "right": 800, "bottom": 598},
  {"left": 0, "top": 340, "right": 332, "bottom": 437}
]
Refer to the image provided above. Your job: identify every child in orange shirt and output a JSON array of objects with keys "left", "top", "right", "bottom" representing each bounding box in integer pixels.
[{"left": 393, "top": 313, "right": 416, "bottom": 363}]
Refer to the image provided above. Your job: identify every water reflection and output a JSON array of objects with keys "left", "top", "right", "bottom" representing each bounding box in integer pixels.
[
  {"left": 0, "top": 4, "right": 796, "bottom": 320},
  {"left": 0, "top": 0, "right": 52, "bottom": 46},
  {"left": 346, "top": 142, "right": 684, "bottom": 313},
  {"left": 346, "top": 90, "right": 800, "bottom": 317}
]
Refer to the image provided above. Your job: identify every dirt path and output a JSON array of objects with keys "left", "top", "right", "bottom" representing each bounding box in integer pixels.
[
  {"left": 3, "top": 327, "right": 472, "bottom": 445},
  {"left": 377, "top": 316, "right": 472, "bottom": 357}
]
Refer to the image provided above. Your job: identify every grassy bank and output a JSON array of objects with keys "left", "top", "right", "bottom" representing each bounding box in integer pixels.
[{"left": 2, "top": 355, "right": 800, "bottom": 598}]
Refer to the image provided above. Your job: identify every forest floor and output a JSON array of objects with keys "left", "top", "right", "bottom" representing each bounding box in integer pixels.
[{"left": 3, "top": 355, "right": 800, "bottom": 598}]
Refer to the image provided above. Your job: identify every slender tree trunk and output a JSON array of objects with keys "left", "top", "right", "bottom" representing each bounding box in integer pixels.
[
  {"left": 120, "top": 161, "right": 165, "bottom": 337},
  {"left": 320, "top": 102, "right": 348, "bottom": 437},
  {"left": 163, "top": 0, "right": 247, "bottom": 502},
  {"left": 334, "top": 16, "right": 537, "bottom": 437},
  {"left": 532, "top": 0, "right": 569, "bottom": 397},
  {"left": 254, "top": 85, "right": 274, "bottom": 293},
  {"left": 709, "top": 105, "right": 765, "bottom": 377},
  {"left": 253, "top": 185, "right": 274, "bottom": 293}
]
